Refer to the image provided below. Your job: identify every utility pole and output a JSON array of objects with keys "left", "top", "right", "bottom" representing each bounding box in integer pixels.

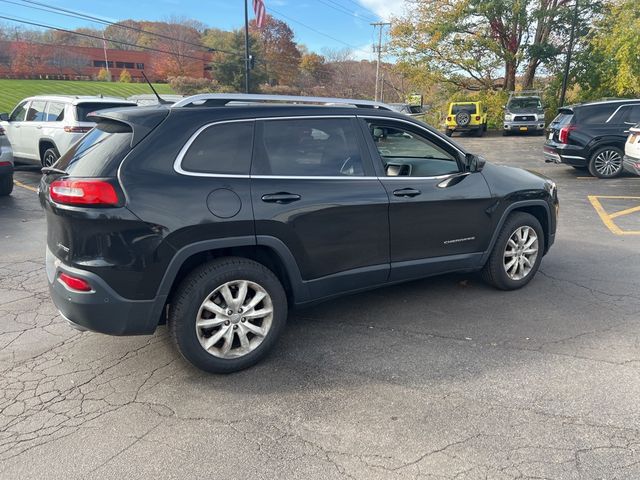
[
  {"left": 559, "top": 0, "right": 579, "bottom": 107},
  {"left": 371, "top": 22, "right": 391, "bottom": 102},
  {"left": 244, "top": 0, "right": 251, "bottom": 93}
]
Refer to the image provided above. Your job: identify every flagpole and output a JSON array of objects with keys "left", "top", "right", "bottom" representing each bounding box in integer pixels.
[
  {"left": 244, "top": 0, "right": 250, "bottom": 93},
  {"left": 102, "top": 33, "right": 109, "bottom": 75}
]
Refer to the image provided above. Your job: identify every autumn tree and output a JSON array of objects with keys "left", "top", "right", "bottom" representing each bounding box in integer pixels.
[
  {"left": 103, "top": 20, "right": 142, "bottom": 50},
  {"left": 249, "top": 15, "right": 301, "bottom": 86},
  {"left": 11, "top": 42, "right": 46, "bottom": 77}
]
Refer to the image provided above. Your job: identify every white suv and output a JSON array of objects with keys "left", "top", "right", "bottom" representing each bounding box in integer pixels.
[{"left": 0, "top": 96, "right": 136, "bottom": 167}]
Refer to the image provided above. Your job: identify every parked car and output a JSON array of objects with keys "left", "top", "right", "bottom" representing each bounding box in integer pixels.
[
  {"left": 0, "top": 95, "right": 137, "bottom": 167},
  {"left": 0, "top": 124, "right": 13, "bottom": 196},
  {"left": 544, "top": 99, "right": 640, "bottom": 178},
  {"left": 445, "top": 101, "right": 488, "bottom": 137},
  {"left": 387, "top": 103, "right": 426, "bottom": 118},
  {"left": 39, "top": 93, "right": 558, "bottom": 373},
  {"left": 503, "top": 92, "right": 546, "bottom": 135},
  {"left": 623, "top": 124, "right": 640, "bottom": 176}
]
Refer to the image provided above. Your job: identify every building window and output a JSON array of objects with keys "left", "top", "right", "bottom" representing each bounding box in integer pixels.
[
  {"left": 93, "top": 60, "right": 114, "bottom": 68},
  {"left": 115, "top": 61, "right": 135, "bottom": 69},
  {"left": 135, "top": 63, "right": 144, "bottom": 70}
]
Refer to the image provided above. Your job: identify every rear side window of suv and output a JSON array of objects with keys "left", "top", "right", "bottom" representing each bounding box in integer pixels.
[
  {"left": 180, "top": 121, "right": 254, "bottom": 175},
  {"left": 254, "top": 118, "right": 364, "bottom": 176}
]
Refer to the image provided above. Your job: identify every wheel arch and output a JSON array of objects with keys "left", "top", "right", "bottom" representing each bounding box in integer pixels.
[{"left": 38, "top": 138, "right": 58, "bottom": 161}]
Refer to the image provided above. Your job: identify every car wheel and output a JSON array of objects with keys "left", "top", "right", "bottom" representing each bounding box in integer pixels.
[
  {"left": 482, "top": 212, "right": 544, "bottom": 290},
  {"left": 475, "top": 127, "right": 484, "bottom": 137},
  {"left": 445, "top": 129, "right": 453, "bottom": 137},
  {"left": 588, "top": 146, "right": 624, "bottom": 178},
  {"left": 0, "top": 173, "right": 13, "bottom": 196},
  {"left": 169, "top": 257, "right": 287, "bottom": 374},
  {"left": 42, "top": 147, "right": 59, "bottom": 168}
]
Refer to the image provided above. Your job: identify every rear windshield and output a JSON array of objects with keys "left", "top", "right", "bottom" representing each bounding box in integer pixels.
[
  {"left": 551, "top": 112, "right": 573, "bottom": 126},
  {"left": 55, "top": 120, "right": 133, "bottom": 176},
  {"left": 76, "top": 103, "right": 135, "bottom": 122},
  {"left": 452, "top": 104, "right": 477, "bottom": 114}
]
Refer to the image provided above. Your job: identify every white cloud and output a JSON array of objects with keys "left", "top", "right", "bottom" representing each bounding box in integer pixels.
[{"left": 358, "top": 0, "right": 408, "bottom": 20}]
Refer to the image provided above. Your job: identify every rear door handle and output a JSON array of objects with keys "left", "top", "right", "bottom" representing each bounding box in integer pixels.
[
  {"left": 261, "top": 192, "right": 301, "bottom": 204},
  {"left": 393, "top": 187, "right": 421, "bottom": 198}
]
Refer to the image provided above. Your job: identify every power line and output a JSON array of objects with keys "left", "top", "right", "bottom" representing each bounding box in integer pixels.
[
  {"left": 0, "top": 14, "right": 223, "bottom": 64},
  {"left": 342, "top": 0, "right": 382, "bottom": 20},
  {"left": 267, "top": 6, "right": 362, "bottom": 51},
  {"left": 6, "top": 0, "right": 240, "bottom": 57},
  {"left": 314, "top": 0, "right": 378, "bottom": 22}
]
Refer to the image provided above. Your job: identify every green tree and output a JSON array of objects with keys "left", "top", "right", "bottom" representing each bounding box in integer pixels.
[{"left": 209, "top": 29, "right": 267, "bottom": 92}]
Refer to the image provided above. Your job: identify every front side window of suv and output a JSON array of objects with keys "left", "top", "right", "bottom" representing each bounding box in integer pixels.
[
  {"left": 26, "top": 101, "right": 47, "bottom": 122},
  {"left": 9, "top": 101, "right": 28, "bottom": 122},
  {"left": 255, "top": 118, "right": 364, "bottom": 176},
  {"left": 367, "top": 122, "right": 459, "bottom": 177}
]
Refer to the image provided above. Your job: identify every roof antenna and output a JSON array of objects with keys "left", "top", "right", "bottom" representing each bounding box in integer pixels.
[{"left": 141, "top": 71, "right": 170, "bottom": 105}]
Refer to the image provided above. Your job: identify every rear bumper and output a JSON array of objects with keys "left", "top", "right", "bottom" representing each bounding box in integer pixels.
[
  {"left": 543, "top": 144, "right": 587, "bottom": 167},
  {"left": 46, "top": 247, "right": 164, "bottom": 335},
  {"left": 623, "top": 154, "right": 640, "bottom": 176},
  {"left": 448, "top": 124, "right": 482, "bottom": 131},
  {"left": 0, "top": 143, "right": 13, "bottom": 170},
  {"left": 504, "top": 121, "right": 545, "bottom": 132}
]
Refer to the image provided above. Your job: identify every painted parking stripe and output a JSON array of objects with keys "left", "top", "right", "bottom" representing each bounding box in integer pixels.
[
  {"left": 13, "top": 180, "right": 38, "bottom": 193},
  {"left": 588, "top": 195, "right": 640, "bottom": 235}
]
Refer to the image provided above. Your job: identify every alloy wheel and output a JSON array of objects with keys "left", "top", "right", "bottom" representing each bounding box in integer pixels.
[
  {"left": 593, "top": 149, "right": 622, "bottom": 177},
  {"left": 503, "top": 226, "right": 539, "bottom": 281},
  {"left": 195, "top": 280, "right": 273, "bottom": 359},
  {"left": 43, "top": 152, "right": 57, "bottom": 167}
]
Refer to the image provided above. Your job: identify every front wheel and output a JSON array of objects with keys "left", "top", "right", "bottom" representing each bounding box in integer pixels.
[
  {"left": 0, "top": 173, "right": 13, "bottom": 196},
  {"left": 169, "top": 257, "right": 287, "bottom": 373},
  {"left": 482, "top": 212, "right": 545, "bottom": 290},
  {"left": 588, "top": 146, "right": 624, "bottom": 178}
]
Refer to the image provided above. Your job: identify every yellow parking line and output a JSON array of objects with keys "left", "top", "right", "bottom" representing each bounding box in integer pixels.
[
  {"left": 13, "top": 180, "right": 38, "bottom": 193},
  {"left": 610, "top": 205, "right": 640, "bottom": 219},
  {"left": 588, "top": 195, "right": 640, "bottom": 235}
]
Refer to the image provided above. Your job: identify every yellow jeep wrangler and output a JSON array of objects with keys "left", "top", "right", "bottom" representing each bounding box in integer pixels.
[{"left": 445, "top": 101, "right": 488, "bottom": 137}]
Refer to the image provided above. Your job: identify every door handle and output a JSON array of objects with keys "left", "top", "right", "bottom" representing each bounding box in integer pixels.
[
  {"left": 393, "top": 187, "right": 421, "bottom": 198},
  {"left": 261, "top": 192, "right": 301, "bottom": 204}
]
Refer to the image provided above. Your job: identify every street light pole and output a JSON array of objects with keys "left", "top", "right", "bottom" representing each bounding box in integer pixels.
[
  {"left": 371, "top": 22, "right": 391, "bottom": 102},
  {"left": 559, "top": 0, "right": 579, "bottom": 107}
]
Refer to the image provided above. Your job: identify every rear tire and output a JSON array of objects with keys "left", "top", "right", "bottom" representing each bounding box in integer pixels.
[
  {"left": 168, "top": 257, "right": 288, "bottom": 374},
  {"left": 41, "top": 147, "right": 59, "bottom": 168},
  {"left": 445, "top": 129, "right": 453, "bottom": 137},
  {"left": 588, "top": 146, "right": 624, "bottom": 178},
  {"left": 475, "top": 126, "right": 484, "bottom": 137},
  {"left": 0, "top": 173, "right": 13, "bottom": 196},
  {"left": 482, "top": 212, "right": 545, "bottom": 291}
]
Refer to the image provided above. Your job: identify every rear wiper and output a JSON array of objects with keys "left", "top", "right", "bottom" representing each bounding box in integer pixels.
[{"left": 41, "top": 166, "right": 67, "bottom": 175}]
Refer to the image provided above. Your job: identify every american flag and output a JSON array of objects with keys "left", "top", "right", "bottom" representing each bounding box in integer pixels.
[{"left": 253, "top": 0, "right": 266, "bottom": 28}]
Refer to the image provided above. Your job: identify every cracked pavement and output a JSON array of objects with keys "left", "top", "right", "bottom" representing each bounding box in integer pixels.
[{"left": 1, "top": 136, "right": 640, "bottom": 479}]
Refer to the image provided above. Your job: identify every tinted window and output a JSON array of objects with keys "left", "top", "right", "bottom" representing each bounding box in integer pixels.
[
  {"left": 46, "top": 102, "right": 65, "bottom": 122},
  {"left": 452, "top": 104, "right": 477, "bottom": 115},
  {"left": 255, "top": 118, "right": 364, "bottom": 176},
  {"left": 507, "top": 97, "right": 542, "bottom": 111},
  {"left": 368, "top": 122, "right": 459, "bottom": 177},
  {"left": 578, "top": 105, "right": 617, "bottom": 124},
  {"left": 551, "top": 112, "right": 573, "bottom": 126},
  {"left": 612, "top": 105, "right": 640, "bottom": 124},
  {"left": 9, "top": 101, "right": 28, "bottom": 121},
  {"left": 75, "top": 103, "right": 135, "bottom": 122},
  {"left": 26, "top": 101, "right": 47, "bottom": 121},
  {"left": 181, "top": 122, "right": 253, "bottom": 175},
  {"left": 629, "top": 106, "right": 640, "bottom": 124},
  {"left": 55, "top": 120, "right": 133, "bottom": 177}
]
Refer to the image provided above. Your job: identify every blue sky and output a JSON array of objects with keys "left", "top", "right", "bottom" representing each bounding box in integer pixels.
[{"left": 2, "top": 0, "right": 408, "bottom": 60}]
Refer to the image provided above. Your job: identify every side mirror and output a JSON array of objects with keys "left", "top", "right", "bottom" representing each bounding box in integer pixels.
[
  {"left": 0, "top": 113, "right": 8, "bottom": 122},
  {"left": 465, "top": 153, "right": 486, "bottom": 172}
]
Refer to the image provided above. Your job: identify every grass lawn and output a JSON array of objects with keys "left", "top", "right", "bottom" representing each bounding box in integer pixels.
[{"left": 0, "top": 79, "right": 175, "bottom": 113}]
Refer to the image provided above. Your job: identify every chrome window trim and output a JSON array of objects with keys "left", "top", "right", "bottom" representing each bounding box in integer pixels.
[
  {"left": 605, "top": 104, "right": 640, "bottom": 124},
  {"left": 173, "top": 115, "right": 467, "bottom": 181}
]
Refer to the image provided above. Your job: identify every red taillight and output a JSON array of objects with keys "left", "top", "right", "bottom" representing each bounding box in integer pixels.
[
  {"left": 59, "top": 273, "right": 92, "bottom": 292},
  {"left": 475, "top": 116, "right": 480, "bottom": 121},
  {"left": 64, "top": 126, "right": 93, "bottom": 133},
  {"left": 50, "top": 179, "right": 119, "bottom": 206},
  {"left": 558, "top": 125, "right": 576, "bottom": 144},
  {"left": 0, "top": 161, "right": 11, "bottom": 167},
  {"left": 447, "top": 116, "right": 452, "bottom": 121}
]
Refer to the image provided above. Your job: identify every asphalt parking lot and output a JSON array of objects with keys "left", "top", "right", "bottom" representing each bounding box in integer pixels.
[{"left": 1, "top": 133, "right": 639, "bottom": 479}]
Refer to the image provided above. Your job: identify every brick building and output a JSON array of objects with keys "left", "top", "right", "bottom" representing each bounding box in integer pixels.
[{"left": 0, "top": 40, "right": 212, "bottom": 81}]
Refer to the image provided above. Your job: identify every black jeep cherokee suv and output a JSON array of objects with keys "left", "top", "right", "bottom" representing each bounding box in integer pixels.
[
  {"left": 40, "top": 94, "right": 558, "bottom": 373},
  {"left": 544, "top": 99, "right": 640, "bottom": 178}
]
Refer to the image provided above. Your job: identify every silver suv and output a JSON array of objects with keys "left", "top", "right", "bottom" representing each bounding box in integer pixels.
[
  {"left": 503, "top": 92, "right": 546, "bottom": 135},
  {"left": 0, "top": 96, "right": 136, "bottom": 167}
]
